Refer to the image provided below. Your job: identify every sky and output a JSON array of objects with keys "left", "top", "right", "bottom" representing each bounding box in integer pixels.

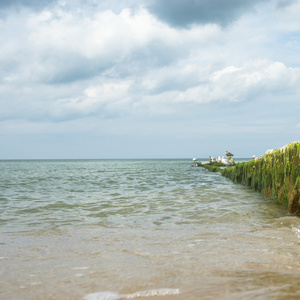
[{"left": 0, "top": 0, "right": 300, "bottom": 159}]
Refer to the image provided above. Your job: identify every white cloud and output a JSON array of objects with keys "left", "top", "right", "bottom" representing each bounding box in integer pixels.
[
  {"left": 0, "top": 0, "right": 300, "bottom": 158},
  {"left": 123, "top": 60, "right": 300, "bottom": 110},
  {"left": 206, "top": 60, "right": 300, "bottom": 102},
  {"left": 56, "top": 80, "right": 132, "bottom": 117},
  {"left": 1, "top": 5, "right": 224, "bottom": 86},
  {"left": 0, "top": 5, "right": 224, "bottom": 121}
]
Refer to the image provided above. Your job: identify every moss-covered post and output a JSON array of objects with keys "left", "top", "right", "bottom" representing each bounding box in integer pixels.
[{"left": 220, "top": 141, "right": 300, "bottom": 214}]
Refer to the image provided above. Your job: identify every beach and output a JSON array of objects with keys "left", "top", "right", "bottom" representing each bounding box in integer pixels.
[{"left": 1, "top": 159, "right": 300, "bottom": 299}]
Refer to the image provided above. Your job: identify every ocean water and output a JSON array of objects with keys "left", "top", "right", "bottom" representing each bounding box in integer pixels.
[{"left": 1, "top": 159, "right": 300, "bottom": 300}]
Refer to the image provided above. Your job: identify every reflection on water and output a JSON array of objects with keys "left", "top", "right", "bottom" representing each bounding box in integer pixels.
[{"left": 0, "top": 159, "right": 300, "bottom": 299}]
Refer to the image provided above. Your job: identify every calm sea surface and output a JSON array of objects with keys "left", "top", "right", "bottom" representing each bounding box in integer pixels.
[{"left": 1, "top": 159, "right": 300, "bottom": 300}]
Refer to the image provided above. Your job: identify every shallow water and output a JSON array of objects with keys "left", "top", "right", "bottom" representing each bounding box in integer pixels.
[{"left": 0, "top": 159, "right": 300, "bottom": 299}]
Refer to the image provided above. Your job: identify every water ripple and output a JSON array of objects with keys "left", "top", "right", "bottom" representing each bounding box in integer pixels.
[{"left": 0, "top": 159, "right": 289, "bottom": 231}]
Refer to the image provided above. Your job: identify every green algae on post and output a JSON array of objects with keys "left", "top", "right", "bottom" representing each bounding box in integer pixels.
[{"left": 200, "top": 141, "right": 300, "bottom": 214}]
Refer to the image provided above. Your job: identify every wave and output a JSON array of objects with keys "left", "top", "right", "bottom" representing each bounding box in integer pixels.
[{"left": 83, "top": 288, "right": 180, "bottom": 300}]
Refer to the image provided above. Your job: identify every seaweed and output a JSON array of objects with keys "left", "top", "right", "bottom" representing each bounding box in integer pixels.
[{"left": 200, "top": 142, "right": 300, "bottom": 214}]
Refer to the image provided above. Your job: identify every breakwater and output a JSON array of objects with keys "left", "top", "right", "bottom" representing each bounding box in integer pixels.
[{"left": 201, "top": 141, "right": 300, "bottom": 214}]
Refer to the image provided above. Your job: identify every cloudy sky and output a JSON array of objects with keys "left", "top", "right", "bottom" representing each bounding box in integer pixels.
[{"left": 1, "top": 0, "right": 299, "bottom": 159}]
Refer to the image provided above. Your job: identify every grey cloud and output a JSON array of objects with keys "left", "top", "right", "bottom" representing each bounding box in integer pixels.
[
  {"left": 38, "top": 40, "right": 187, "bottom": 85},
  {"left": 0, "top": 0, "right": 141, "bottom": 14},
  {"left": 40, "top": 55, "right": 111, "bottom": 85},
  {"left": 276, "top": 0, "right": 297, "bottom": 8},
  {"left": 147, "top": 0, "right": 266, "bottom": 28},
  {"left": 0, "top": 0, "right": 57, "bottom": 10},
  {"left": 148, "top": 73, "right": 203, "bottom": 95},
  {"left": 131, "top": 43, "right": 184, "bottom": 69}
]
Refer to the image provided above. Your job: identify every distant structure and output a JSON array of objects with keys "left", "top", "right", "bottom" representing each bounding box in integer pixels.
[{"left": 225, "top": 150, "right": 234, "bottom": 157}]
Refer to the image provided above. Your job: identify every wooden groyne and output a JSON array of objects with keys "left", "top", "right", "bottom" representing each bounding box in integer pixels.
[{"left": 201, "top": 141, "right": 300, "bottom": 214}]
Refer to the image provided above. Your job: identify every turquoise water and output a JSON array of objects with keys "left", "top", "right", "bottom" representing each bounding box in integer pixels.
[{"left": 1, "top": 159, "right": 300, "bottom": 299}]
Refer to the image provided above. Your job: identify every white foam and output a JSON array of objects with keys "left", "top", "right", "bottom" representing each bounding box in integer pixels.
[
  {"left": 125, "top": 289, "right": 180, "bottom": 298},
  {"left": 292, "top": 226, "right": 300, "bottom": 239},
  {"left": 83, "top": 292, "right": 120, "bottom": 300},
  {"left": 83, "top": 288, "right": 180, "bottom": 300}
]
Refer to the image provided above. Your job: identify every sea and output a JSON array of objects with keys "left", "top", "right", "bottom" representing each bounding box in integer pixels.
[{"left": 1, "top": 159, "right": 300, "bottom": 300}]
